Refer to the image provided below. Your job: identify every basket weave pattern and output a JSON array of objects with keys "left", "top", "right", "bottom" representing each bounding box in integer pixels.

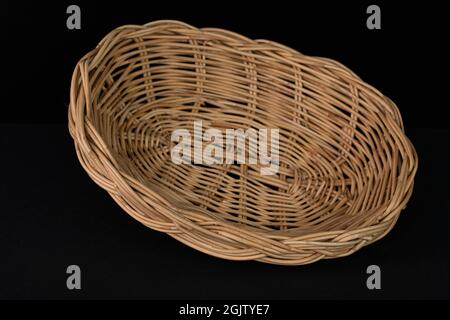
[{"left": 69, "top": 20, "right": 418, "bottom": 265}]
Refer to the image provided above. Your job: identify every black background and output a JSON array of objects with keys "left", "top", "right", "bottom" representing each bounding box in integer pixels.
[{"left": 1, "top": 1, "right": 449, "bottom": 299}]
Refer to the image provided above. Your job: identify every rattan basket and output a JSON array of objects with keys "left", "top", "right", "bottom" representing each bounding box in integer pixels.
[{"left": 69, "top": 20, "right": 418, "bottom": 265}]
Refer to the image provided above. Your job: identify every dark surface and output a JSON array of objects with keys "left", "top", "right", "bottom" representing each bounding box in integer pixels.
[
  {"left": 1, "top": 0, "right": 449, "bottom": 300},
  {"left": 0, "top": 125, "right": 449, "bottom": 299}
]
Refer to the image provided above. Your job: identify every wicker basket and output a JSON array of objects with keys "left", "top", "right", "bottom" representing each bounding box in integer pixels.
[{"left": 69, "top": 20, "right": 418, "bottom": 265}]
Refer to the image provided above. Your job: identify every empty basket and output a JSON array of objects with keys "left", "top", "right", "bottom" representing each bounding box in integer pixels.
[{"left": 68, "top": 20, "right": 418, "bottom": 265}]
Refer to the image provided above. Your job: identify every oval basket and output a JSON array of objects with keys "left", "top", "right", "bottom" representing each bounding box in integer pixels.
[{"left": 69, "top": 20, "right": 418, "bottom": 265}]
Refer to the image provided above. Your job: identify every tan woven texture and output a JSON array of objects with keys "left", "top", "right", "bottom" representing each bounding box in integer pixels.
[{"left": 69, "top": 20, "right": 418, "bottom": 265}]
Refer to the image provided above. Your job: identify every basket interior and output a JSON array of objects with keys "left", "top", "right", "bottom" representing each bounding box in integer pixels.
[{"left": 87, "top": 30, "right": 399, "bottom": 234}]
